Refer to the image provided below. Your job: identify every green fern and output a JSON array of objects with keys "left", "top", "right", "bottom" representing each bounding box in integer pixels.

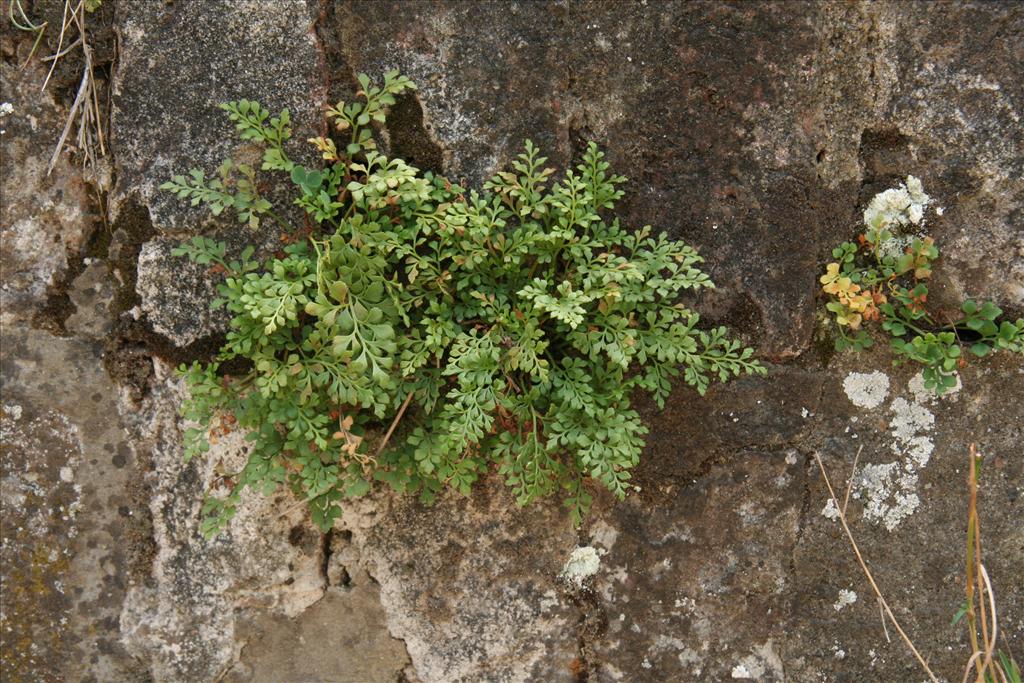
[{"left": 164, "top": 72, "right": 765, "bottom": 535}]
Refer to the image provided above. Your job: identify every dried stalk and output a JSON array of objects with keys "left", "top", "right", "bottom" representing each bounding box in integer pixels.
[{"left": 812, "top": 450, "right": 939, "bottom": 683}]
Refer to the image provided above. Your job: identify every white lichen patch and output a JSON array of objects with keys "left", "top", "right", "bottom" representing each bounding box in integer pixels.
[
  {"left": 731, "top": 664, "right": 754, "bottom": 679},
  {"left": 842, "top": 374, "right": 943, "bottom": 530},
  {"left": 864, "top": 176, "right": 932, "bottom": 259},
  {"left": 729, "top": 641, "right": 784, "bottom": 681},
  {"left": 833, "top": 589, "right": 858, "bottom": 611},
  {"left": 821, "top": 498, "right": 840, "bottom": 520},
  {"left": 889, "top": 397, "right": 935, "bottom": 468},
  {"left": 852, "top": 462, "right": 921, "bottom": 531},
  {"left": 560, "top": 546, "right": 602, "bottom": 587},
  {"left": 858, "top": 175, "right": 939, "bottom": 262},
  {"left": 890, "top": 397, "right": 935, "bottom": 438},
  {"left": 842, "top": 371, "right": 890, "bottom": 409},
  {"left": 0, "top": 101, "right": 12, "bottom": 133}
]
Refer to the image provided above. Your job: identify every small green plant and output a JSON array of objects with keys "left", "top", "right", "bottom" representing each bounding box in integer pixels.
[
  {"left": 821, "top": 176, "right": 1023, "bottom": 394},
  {"left": 163, "top": 71, "right": 764, "bottom": 536}
]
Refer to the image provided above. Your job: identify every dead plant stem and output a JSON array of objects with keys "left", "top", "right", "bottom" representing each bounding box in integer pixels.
[
  {"left": 374, "top": 390, "right": 414, "bottom": 458},
  {"left": 812, "top": 450, "right": 939, "bottom": 683}
]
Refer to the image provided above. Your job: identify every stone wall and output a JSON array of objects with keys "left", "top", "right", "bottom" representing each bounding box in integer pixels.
[{"left": 2, "top": 1, "right": 1021, "bottom": 681}]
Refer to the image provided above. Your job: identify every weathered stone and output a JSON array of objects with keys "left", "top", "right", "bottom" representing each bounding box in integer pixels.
[
  {"left": 135, "top": 238, "right": 227, "bottom": 347},
  {"left": 340, "top": 485, "right": 581, "bottom": 683},
  {"left": 0, "top": 59, "right": 94, "bottom": 327},
  {"left": 111, "top": 0, "right": 327, "bottom": 347},
  {"left": 119, "top": 366, "right": 328, "bottom": 683},
  {"left": 4, "top": 1, "right": 1024, "bottom": 681},
  {"left": 0, "top": 328, "right": 145, "bottom": 682},
  {"left": 632, "top": 366, "right": 824, "bottom": 488},
  {"left": 111, "top": 0, "right": 324, "bottom": 234},
  {"left": 66, "top": 258, "right": 116, "bottom": 338},
  {"left": 224, "top": 584, "right": 410, "bottom": 683},
  {"left": 320, "top": 0, "right": 1023, "bottom": 358},
  {"left": 784, "top": 352, "right": 1024, "bottom": 681},
  {"left": 587, "top": 449, "right": 803, "bottom": 681}
]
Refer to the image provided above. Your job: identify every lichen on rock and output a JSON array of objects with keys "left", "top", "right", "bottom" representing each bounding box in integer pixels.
[{"left": 559, "top": 546, "right": 602, "bottom": 588}]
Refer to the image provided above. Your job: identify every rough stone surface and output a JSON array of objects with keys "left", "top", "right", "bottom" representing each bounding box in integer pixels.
[
  {"left": 784, "top": 351, "right": 1024, "bottom": 681},
  {"left": 589, "top": 450, "right": 802, "bottom": 681},
  {"left": 341, "top": 485, "right": 580, "bottom": 683},
  {"left": 224, "top": 583, "right": 410, "bottom": 683},
  {"left": 111, "top": 0, "right": 327, "bottom": 347},
  {"left": 321, "top": 0, "right": 1023, "bottom": 357},
  {"left": 111, "top": 0, "right": 325, "bottom": 234},
  {"left": 135, "top": 238, "right": 228, "bottom": 347},
  {"left": 1, "top": 35, "right": 143, "bottom": 682},
  {"left": 0, "top": 328, "right": 146, "bottom": 682},
  {"left": 66, "top": 258, "right": 115, "bottom": 339},
  {"left": 0, "top": 58, "right": 94, "bottom": 328},
  {"left": 118, "top": 367, "right": 330, "bottom": 683},
  {"left": 3, "top": 1, "right": 1023, "bottom": 682}
]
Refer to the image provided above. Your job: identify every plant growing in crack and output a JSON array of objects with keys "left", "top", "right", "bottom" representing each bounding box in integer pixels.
[
  {"left": 163, "top": 71, "right": 765, "bottom": 536},
  {"left": 820, "top": 176, "right": 1023, "bottom": 394}
]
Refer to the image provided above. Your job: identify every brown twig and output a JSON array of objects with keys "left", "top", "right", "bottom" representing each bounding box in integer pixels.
[
  {"left": 842, "top": 445, "right": 862, "bottom": 516},
  {"left": 978, "top": 565, "right": 1000, "bottom": 681},
  {"left": 374, "top": 390, "right": 413, "bottom": 458},
  {"left": 812, "top": 450, "right": 939, "bottom": 683},
  {"left": 965, "top": 443, "right": 985, "bottom": 682},
  {"left": 963, "top": 443, "right": 1006, "bottom": 683}
]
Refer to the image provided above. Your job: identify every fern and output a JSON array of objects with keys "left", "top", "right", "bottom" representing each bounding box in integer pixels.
[{"left": 163, "top": 72, "right": 766, "bottom": 535}]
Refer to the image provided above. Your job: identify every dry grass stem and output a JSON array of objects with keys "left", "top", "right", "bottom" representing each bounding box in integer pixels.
[
  {"left": 842, "top": 445, "right": 862, "bottom": 515},
  {"left": 373, "top": 390, "right": 414, "bottom": 458},
  {"left": 30, "top": 0, "right": 108, "bottom": 174},
  {"left": 877, "top": 596, "right": 891, "bottom": 643},
  {"left": 40, "top": 0, "right": 74, "bottom": 92},
  {"left": 812, "top": 450, "right": 939, "bottom": 683},
  {"left": 962, "top": 444, "right": 1012, "bottom": 683}
]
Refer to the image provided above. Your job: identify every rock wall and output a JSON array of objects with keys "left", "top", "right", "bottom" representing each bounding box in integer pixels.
[{"left": 2, "top": 1, "right": 1021, "bottom": 682}]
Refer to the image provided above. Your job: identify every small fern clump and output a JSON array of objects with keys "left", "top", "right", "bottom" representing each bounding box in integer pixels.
[{"left": 164, "top": 71, "right": 764, "bottom": 535}]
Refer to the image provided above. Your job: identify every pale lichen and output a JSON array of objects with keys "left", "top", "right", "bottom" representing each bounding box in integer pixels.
[
  {"left": 889, "top": 397, "right": 935, "bottom": 468},
  {"left": 559, "top": 546, "right": 602, "bottom": 587},
  {"left": 833, "top": 589, "right": 858, "bottom": 611},
  {"left": 852, "top": 462, "right": 921, "bottom": 531},
  {"left": 821, "top": 498, "right": 840, "bottom": 521},
  {"left": 842, "top": 371, "right": 890, "bottom": 409},
  {"left": 863, "top": 175, "right": 931, "bottom": 233},
  {"left": 862, "top": 175, "right": 933, "bottom": 260}
]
